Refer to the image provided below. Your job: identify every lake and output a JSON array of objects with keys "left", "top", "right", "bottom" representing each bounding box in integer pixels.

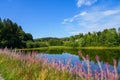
[
  {"left": 37, "top": 49, "right": 120, "bottom": 64},
  {"left": 25, "top": 49, "right": 120, "bottom": 74}
]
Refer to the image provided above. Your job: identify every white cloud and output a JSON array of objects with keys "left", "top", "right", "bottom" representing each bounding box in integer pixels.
[
  {"left": 62, "top": 11, "right": 87, "bottom": 24},
  {"left": 77, "top": 0, "right": 97, "bottom": 8},
  {"left": 62, "top": 18, "right": 74, "bottom": 24},
  {"left": 80, "top": 11, "right": 87, "bottom": 16},
  {"left": 102, "top": 10, "right": 120, "bottom": 16},
  {"left": 62, "top": 9, "right": 120, "bottom": 35}
]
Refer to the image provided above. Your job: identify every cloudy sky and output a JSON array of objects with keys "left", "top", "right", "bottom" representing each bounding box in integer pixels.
[{"left": 0, "top": 0, "right": 120, "bottom": 38}]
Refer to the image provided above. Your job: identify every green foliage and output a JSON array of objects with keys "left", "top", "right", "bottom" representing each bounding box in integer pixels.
[
  {"left": 62, "top": 28, "right": 120, "bottom": 47},
  {"left": 48, "top": 39, "right": 63, "bottom": 46},
  {"left": 64, "top": 41, "right": 79, "bottom": 47},
  {"left": 0, "top": 18, "right": 33, "bottom": 48},
  {"left": 1, "top": 18, "right": 120, "bottom": 48},
  {"left": 34, "top": 37, "right": 60, "bottom": 42},
  {"left": 26, "top": 41, "right": 48, "bottom": 48},
  {"left": 33, "top": 28, "right": 120, "bottom": 48}
]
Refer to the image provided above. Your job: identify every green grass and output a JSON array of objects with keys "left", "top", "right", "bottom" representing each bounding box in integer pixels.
[
  {"left": 0, "top": 49, "right": 119, "bottom": 80},
  {"left": 18, "top": 46, "right": 120, "bottom": 51},
  {"left": 0, "top": 52, "right": 79, "bottom": 80},
  {"left": 77, "top": 46, "right": 120, "bottom": 49}
]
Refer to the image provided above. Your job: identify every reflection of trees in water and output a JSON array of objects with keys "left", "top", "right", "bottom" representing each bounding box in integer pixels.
[
  {"left": 26, "top": 49, "right": 120, "bottom": 65},
  {"left": 39, "top": 48, "right": 78, "bottom": 54},
  {"left": 80, "top": 49, "right": 120, "bottom": 65}
]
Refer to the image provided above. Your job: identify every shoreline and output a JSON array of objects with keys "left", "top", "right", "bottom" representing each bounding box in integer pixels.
[{"left": 17, "top": 46, "right": 120, "bottom": 51}]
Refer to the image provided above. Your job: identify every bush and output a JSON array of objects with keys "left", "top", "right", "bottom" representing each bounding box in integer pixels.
[
  {"left": 64, "top": 41, "right": 79, "bottom": 47},
  {"left": 48, "top": 39, "right": 63, "bottom": 46},
  {"left": 26, "top": 41, "right": 48, "bottom": 48}
]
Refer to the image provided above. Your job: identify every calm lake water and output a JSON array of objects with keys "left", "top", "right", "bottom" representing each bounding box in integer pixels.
[
  {"left": 36, "top": 49, "right": 120, "bottom": 74},
  {"left": 38, "top": 53, "right": 120, "bottom": 74},
  {"left": 37, "top": 49, "right": 120, "bottom": 64}
]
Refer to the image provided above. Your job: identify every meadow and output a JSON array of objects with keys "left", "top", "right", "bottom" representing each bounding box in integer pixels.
[
  {"left": 19, "top": 46, "right": 120, "bottom": 51},
  {"left": 0, "top": 48, "right": 119, "bottom": 80}
]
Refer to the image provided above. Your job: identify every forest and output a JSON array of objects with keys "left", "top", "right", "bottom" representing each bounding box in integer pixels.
[
  {"left": 31, "top": 27, "right": 120, "bottom": 48},
  {"left": 0, "top": 18, "right": 33, "bottom": 48},
  {"left": 0, "top": 18, "right": 120, "bottom": 48}
]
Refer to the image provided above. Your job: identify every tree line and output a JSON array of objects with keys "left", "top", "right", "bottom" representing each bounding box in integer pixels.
[
  {"left": 67, "top": 28, "right": 120, "bottom": 47},
  {"left": 32, "top": 28, "right": 120, "bottom": 48},
  {"left": 0, "top": 18, "right": 120, "bottom": 48},
  {"left": 0, "top": 18, "right": 33, "bottom": 48}
]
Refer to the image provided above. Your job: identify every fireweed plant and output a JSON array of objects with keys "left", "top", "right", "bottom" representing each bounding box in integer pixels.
[{"left": 0, "top": 48, "right": 119, "bottom": 80}]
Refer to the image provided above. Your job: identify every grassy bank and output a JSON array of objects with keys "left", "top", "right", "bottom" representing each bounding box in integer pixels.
[
  {"left": 0, "top": 49, "right": 76, "bottom": 80},
  {"left": 18, "top": 46, "right": 120, "bottom": 51},
  {"left": 0, "top": 49, "right": 119, "bottom": 80}
]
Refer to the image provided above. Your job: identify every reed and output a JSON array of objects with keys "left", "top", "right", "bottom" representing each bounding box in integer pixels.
[{"left": 0, "top": 48, "right": 119, "bottom": 80}]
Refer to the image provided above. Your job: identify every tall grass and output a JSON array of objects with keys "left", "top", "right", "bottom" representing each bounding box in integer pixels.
[
  {"left": 0, "top": 48, "right": 76, "bottom": 80},
  {"left": 0, "top": 48, "right": 119, "bottom": 80}
]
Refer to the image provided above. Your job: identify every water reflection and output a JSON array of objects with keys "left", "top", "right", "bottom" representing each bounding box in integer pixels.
[
  {"left": 38, "top": 49, "right": 120, "bottom": 65},
  {"left": 38, "top": 53, "right": 120, "bottom": 74}
]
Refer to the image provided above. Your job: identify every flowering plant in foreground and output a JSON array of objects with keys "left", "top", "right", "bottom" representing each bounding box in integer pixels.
[
  {"left": 0, "top": 48, "right": 119, "bottom": 80},
  {"left": 78, "top": 51, "right": 119, "bottom": 80}
]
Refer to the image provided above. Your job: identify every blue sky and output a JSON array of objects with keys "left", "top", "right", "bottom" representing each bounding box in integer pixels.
[{"left": 0, "top": 0, "right": 120, "bottom": 38}]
